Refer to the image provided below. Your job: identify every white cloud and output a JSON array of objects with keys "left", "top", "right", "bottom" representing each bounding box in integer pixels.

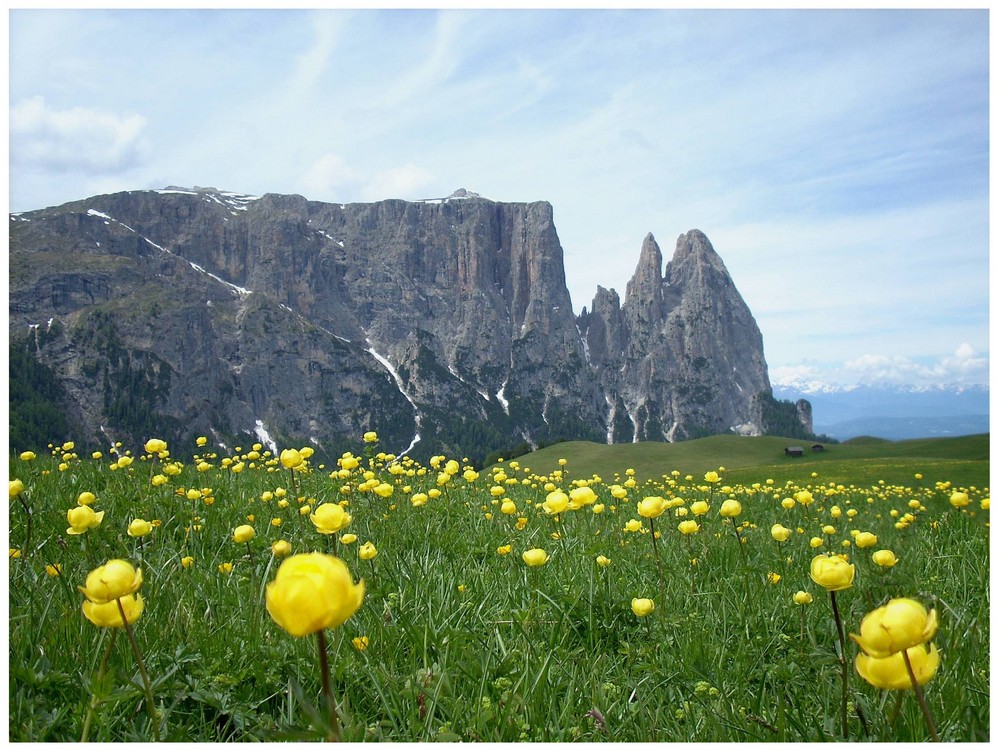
[
  {"left": 299, "top": 153, "right": 357, "bottom": 199},
  {"left": 360, "top": 164, "right": 435, "bottom": 202},
  {"left": 842, "top": 344, "right": 988, "bottom": 386},
  {"left": 10, "top": 95, "right": 147, "bottom": 174}
]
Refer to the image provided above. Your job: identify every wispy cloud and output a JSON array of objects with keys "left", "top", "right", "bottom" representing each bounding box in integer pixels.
[
  {"left": 8, "top": 8, "right": 988, "bottom": 387},
  {"left": 10, "top": 96, "right": 147, "bottom": 174}
]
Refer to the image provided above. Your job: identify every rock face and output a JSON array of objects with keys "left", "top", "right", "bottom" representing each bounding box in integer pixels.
[
  {"left": 9, "top": 186, "right": 798, "bottom": 463},
  {"left": 578, "top": 230, "right": 772, "bottom": 442}
]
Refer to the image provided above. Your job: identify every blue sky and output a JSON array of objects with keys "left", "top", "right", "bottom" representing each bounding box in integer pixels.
[{"left": 7, "top": 8, "right": 990, "bottom": 387}]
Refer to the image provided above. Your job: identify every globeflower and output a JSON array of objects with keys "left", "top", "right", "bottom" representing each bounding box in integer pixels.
[
  {"left": 771, "top": 524, "right": 792, "bottom": 542},
  {"left": 67, "top": 505, "right": 105, "bottom": 535},
  {"left": 704, "top": 471, "right": 720, "bottom": 484},
  {"left": 82, "top": 594, "right": 145, "bottom": 628},
  {"left": 793, "top": 591, "right": 813, "bottom": 605},
  {"left": 280, "top": 448, "right": 303, "bottom": 469},
  {"left": 677, "top": 520, "right": 699, "bottom": 535},
  {"left": 596, "top": 555, "right": 612, "bottom": 567},
  {"left": 310, "top": 503, "right": 352, "bottom": 535},
  {"left": 719, "top": 499, "right": 742, "bottom": 518},
  {"left": 543, "top": 491, "right": 569, "bottom": 515},
  {"left": 809, "top": 554, "right": 855, "bottom": 591},
  {"left": 569, "top": 486, "right": 598, "bottom": 507},
  {"left": 855, "top": 643, "right": 940, "bottom": 690},
  {"left": 78, "top": 559, "right": 143, "bottom": 603},
  {"left": 631, "top": 598, "right": 655, "bottom": 617},
  {"left": 363, "top": 431, "right": 379, "bottom": 443},
  {"left": 854, "top": 531, "right": 878, "bottom": 549},
  {"left": 233, "top": 525, "right": 255, "bottom": 544},
  {"left": 637, "top": 496, "right": 666, "bottom": 519},
  {"left": 127, "top": 519, "right": 153, "bottom": 538},
  {"left": 271, "top": 540, "right": 293, "bottom": 558},
  {"left": 358, "top": 542, "right": 378, "bottom": 561},
  {"left": 265, "top": 553, "right": 365, "bottom": 638},
  {"left": 19, "top": 451, "right": 35, "bottom": 461},
  {"left": 872, "top": 549, "right": 899, "bottom": 568},
  {"left": 522, "top": 548, "right": 549, "bottom": 567},
  {"left": 850, "top": 598, "right": 938, "bottom": 658},
  {"left": 144, "top": 438, "right": 167, "bottom": 455},
  {"left": 689, "top": 500, "right": 710, "bottom": 516},
  {"left": 10, "top": 479, "right": 24, "bottom": 498},
  {"left": 949, "top": 491, "right": 971, "bottom": 509}
]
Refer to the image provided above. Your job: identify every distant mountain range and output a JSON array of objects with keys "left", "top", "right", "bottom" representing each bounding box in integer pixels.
[{"left": 771, "top": 382, "right": 989, "bottom": 440}]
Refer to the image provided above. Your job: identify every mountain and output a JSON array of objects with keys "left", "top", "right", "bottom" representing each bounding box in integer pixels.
[
  {"left": 772, "top": 382, "right": 989, "bottom": 440},
  {"left": 9, "top": 186, "right": 809, "bottom": 463}
]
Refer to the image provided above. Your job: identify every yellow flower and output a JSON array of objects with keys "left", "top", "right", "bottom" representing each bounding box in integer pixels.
[
  {"left": 280, "top": 448, "right": 303, "bottom": 469},
  {"left": 522, "top": 548, "right": 549, "bottom": 567},
  {"left": 144, "top": 438, "right": 167, "bottom": 455},
  {"left": 363, "top": 431, "right": 379, "bottom": 443},
  {"left": 233, "top": 525, "right": 255, "bottom": 544},
  {"left": 411, "top": 493, "right": 429, "bottom": 507},
  {"left": 9, "top": 548, "right": 21, "bottom": 559},
  {"left": 340, "top": 533, "right": 358, "bottom": 545},
  {"left": 949, "top": 491, "right": 971, "bottom": 508},
  {"left": 497, "top": 544, "right": 513, "bottom": 555},
  {"left": 352, "top": 636, "right": 370, "bottom": 651},
  {"left": 543, "top": 491, "right": 569, "bottom": 515},
  {"left": 82, "top": 593, "right": 144, "bottom": 628},
  {"left": 809, "top": 554, "right": 855, "bottom": 591},
  {"left": 181, "top": 556, "right": 195, "bottom": 569},
  {"left": 151, "top": 474, "right": 168, "bottom": 487},
  {"left": 794, "top": 490, "right": 814, "bottom": 506},
  {"left": 624, "top": 519, "right": 643, "bottom": 533},
  {"left": 265, "top": 552, "right": 365, "bottom": 637},
  {"left": 719, "top": 499, "right": 742, "bottom": 518},
  {"left": 809, "top": 537, "right": 824, "bottom": 548},
  {"left": 854, "top": 531, "right": 878, "bottom": 548},
  {"left": 358, "top": 542, "right": 378, "bottom": 561},
  {"left": 677, "top": 520, "right": 699, "bottom": 535},
  {"left": 78, "top": 560, "right": 143, "bottom": 603},
  {"left": 19, "top": 451, "right": 36, "bottom": 461},
  {"left": 196, "top": 436, "right": 208, "bottom": 446},
  {"left": 822, "top": 525, "right": 837, "bottom": 535},
  {"left": 116, "top": 455, "right": 133, "bottom": 468},
  {"left": 127, "top": 519, "right": 153, "bottom": 538},
  {"left": 218, "top": 562, "right": 234, "bottom": 575},
  {"left": 637, "top": 496, "right": 666, "bottom": 519},
  {"left": 704, "top": 471, "right": 720, "bottom": 484},
  {"left": 855, "top": 643, "right": 940, "bottom": 690},
  {"left": 271, "top": 540, "right": 293, "bottom": 558},
  {"left": 67, "top": 505, "right": 105, "bottom": 535},
  {"left": 310, "top": 502, "right": 352, "bottom": 535},
  {"left": 851, "top": 598, "right": 938, "bottom": 658},
  {"left": 374, "top": 482, "right": 394, "bottom": 498},
  {"left": 569, "top": 486, "right": 597, "bottom": 507},
  {"left": 689, "top": 500, "right": 710, "bottom": 516},
  {"left": 596, "top": 555, "right": 612, "bottom": 567},
  {"left": 45, "top": 563, "right": 62, "bottom": 577},
  {"left": 767, "top": 572, "right": 781, "bottom": 585},
  {"left": 872, "top": 549, "right": 898, "bottom": 568},
  {"left": 793, "top": 591, "right": 813, "bottom": 605},
  {"left": 781, "top": 497, "right": 796, "bottom": 509},
  {"left": 631, "top": 598, "right": 655, "bottom": 617},
  {"left": 77, "top": 491, "right": 96, "bottom": 506},
  {"left": 770, "top": 524, "right": 792, "bottom": 542}
]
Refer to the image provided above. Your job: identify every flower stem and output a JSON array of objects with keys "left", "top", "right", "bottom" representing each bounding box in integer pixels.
[
  {"left": 829, "top": 591, "right": 848, "bottom": 739},
  {"left": 315, "top": 629, "right": 340, "bottom": 741},
  {"left": 902, "top": 648, "right": 939, "bottom": 741},
  {"left": 647, "top": 517, "right": 667, "bottom": 607},
  {"left": 80, "top": 629, "right": 118, "bottom": 742},
  {"left": 17, "top": 494, "right": 32, "bottom": 557},
  {"left": 115, "top": 598, "right": 160, "bottom": 741}
]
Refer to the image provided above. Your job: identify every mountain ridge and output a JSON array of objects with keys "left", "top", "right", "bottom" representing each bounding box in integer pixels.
[{"left": 9, "top": 186, "right": 811, "bottom": 463}]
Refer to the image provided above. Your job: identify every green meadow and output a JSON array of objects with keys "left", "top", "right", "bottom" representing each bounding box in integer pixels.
[{"left": 8, "top": 432, "right": 990, "bottom": 742}]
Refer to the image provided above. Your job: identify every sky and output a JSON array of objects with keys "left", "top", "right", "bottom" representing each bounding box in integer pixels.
[{"left": 7, "top": 6, "right": 991, "bottom": 388}]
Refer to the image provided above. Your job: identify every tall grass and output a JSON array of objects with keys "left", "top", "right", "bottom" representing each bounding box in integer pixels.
[{"left": 7, "top": 436, "right": 989, "bottom": 741}]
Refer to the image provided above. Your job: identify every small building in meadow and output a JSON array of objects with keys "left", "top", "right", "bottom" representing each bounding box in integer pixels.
[
  {"left": 785, "top": 446, "right": 804, "bottom": 457},
  {"left": 812, "top": 444, "right": 825, "bottom": 452}
]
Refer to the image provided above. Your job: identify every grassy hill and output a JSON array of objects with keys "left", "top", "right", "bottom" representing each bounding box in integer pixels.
[{"left": 504, "top": 433, "right": 989, "bottom": 489}]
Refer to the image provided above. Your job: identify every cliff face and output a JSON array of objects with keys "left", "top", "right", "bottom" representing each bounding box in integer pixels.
[{"left": 9, "top": 187, "right": 787, "bottom": 462}]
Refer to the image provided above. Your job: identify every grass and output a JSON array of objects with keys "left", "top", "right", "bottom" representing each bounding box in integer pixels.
[
  {"left": 7, "top": 434, "right": 990, "bottom": 742},
  {"left": 512, "top": 433, "right": 990, "bottom": 488}
]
